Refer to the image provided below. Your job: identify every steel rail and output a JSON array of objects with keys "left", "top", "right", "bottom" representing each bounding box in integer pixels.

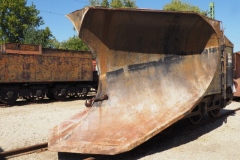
[{"left": 0, "top": 142, "right": 48, "bottom": 159}]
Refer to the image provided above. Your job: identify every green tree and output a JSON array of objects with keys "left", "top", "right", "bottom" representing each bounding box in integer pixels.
[
  {"left": 163, "top": 0, "right": 207, "bottom": 15},
  {"left": 110, "top": 0, "right": 123, "bottom": 8},
  {"left": 47, "top": 37, "right": 60, "bottom": 49},
  {"left": 0, "top": 0, "right": 44, "bottom": 43},
  {"left": 101, "top": 0, "right": 110, "bottom": 7},
  {"left": 123, "top": 0, "right": 137, "bottom": 8},
  {"left": 23, "top": 26, "right": 58, "bottom": 48},
  {"left": 60, "top": 36, "right": 89, "bottom": 51},
  {"left": 89, "top": 0, "right": 101, "bottom": 6},
  {"left": 89, "top": 0, "right": 137, "bottom": 8}
]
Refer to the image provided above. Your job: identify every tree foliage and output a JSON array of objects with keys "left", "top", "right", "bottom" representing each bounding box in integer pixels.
[
  {"left": 22, "top": 26, "right": 57, "bottom": 48},
  {"left": 101, "top": 0, "right": 110, "bottom": 7},
  {"left": 47, "top": 38, "right": 60, "bottom": 49},
  {"left": 163, "top": 0, "right": 207, "bottom": 15},
  {"left": 0, "top": 0, "right": 44, "bottom": 43},
  {"left": 60, "top": 36, "right": 89, "bottom": 51},
  {"left": 89, "top": 0, "right": 137, "bottom": 8},
  {"left": 89, "top": 0, "right": 101, "bottom": 6},
  {"left": 122, "top": 0, "right": 137, "bottom": 8},
  {"left": 110, "top": 0, "right": 123, "bottom": 8}
]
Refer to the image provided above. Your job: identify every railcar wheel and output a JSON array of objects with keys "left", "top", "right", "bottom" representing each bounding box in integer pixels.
[
  {"left": 28, "top": 89, "right": 44, "bottom": 102},
  {"left": 189, "top": 114, "right": 202, "bottom": 124},
  {"left": 78, "top": 93, "right": 88, "bottom": 99},
  {"left": 188, "top": 105, "right": 203, "bottom": 124},
  {"left": 78, "top": 87, "right": 90, "bottom": 99},
  {"left": 0, "top": 90, "right": 18, "bottom": 105},
  {"left": 208, "top": 108, "right": 221, "bottom": 118},
  {"left": 51, "top": 88, "right": 67, "bottom": 101},
  {"left": 68, "top": 93, "right": 77, "bottom": 99}
]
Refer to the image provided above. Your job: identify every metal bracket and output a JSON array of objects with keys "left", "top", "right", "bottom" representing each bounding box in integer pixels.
[{"left": 85, "top": 94, "right": 108, "bottom": 107}]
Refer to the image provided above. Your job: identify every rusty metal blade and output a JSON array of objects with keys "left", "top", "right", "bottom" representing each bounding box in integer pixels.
[{"left": 49, "top": 7, "right": 221, "bottom": 155}]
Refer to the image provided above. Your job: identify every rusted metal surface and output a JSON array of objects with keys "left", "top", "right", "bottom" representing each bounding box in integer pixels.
[
  {"left": 0, "top": 43, "right": 42, "bottom": 54},
  {"left": 0, "top": 44, "right": 93, "bottom": 83},
  {"left": 224, "top": 36, "right": 234, "bottom": 97},
  {"left": 234, "top": 52, "right": 240, "bottom": 96},
  {"left": 48, "top": 7, "right": 223, "bottom": 155}
]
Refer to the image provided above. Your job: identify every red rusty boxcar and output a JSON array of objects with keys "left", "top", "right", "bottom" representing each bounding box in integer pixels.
[{"left": 0, "top": 43, "right": 98, "bottom": 104}]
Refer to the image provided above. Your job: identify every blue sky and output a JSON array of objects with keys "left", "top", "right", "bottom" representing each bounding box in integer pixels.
[{"left": 26, "top": 0, "right": 240, "bottom": 52}]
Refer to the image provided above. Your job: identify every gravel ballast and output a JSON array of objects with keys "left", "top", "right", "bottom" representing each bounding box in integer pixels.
[{"left": 0, "top": 100, "right": 85, "bottom": 151}]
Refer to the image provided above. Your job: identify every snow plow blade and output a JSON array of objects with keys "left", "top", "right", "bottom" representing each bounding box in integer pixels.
[{"left": 48, "top": 7, "right": 222, "bottom": 155}]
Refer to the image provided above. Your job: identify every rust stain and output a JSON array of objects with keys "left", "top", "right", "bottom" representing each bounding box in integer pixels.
[{"left": 0, "top": 44, "right": 93, "bottom": 83}]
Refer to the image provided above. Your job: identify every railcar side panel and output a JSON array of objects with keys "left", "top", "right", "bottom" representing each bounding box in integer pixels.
[{"left": 0, "top": 44, "right": 93, "bottom": 83}]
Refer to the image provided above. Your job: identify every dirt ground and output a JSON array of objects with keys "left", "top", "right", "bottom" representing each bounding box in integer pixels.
[{"left": 0, "top": 100, "right": 240, "bottom": 160}]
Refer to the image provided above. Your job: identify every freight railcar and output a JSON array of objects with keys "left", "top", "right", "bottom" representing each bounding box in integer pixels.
[
  {"left": 49, "top": 7, "right": 234, "bottom": 155},
  {"left": 0, "top": 43, "right": 98, "bottom": 105}
]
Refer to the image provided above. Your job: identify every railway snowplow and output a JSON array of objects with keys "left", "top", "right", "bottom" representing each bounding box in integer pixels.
[{"left": 48, "top": 7, "right": 233, "bottom": 155}]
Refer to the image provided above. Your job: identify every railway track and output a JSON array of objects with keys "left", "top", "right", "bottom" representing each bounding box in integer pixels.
[
  {"left": 1, "top": 106, "right": 240, "bottom": 159},
  {"left": 0, "top": 143, "right": 48, "bottom": 159}
]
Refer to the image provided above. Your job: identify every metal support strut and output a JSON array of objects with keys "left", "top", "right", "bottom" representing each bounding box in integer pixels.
[{"left": 85, "top": 94, "right": 108, "bottom": 107}]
